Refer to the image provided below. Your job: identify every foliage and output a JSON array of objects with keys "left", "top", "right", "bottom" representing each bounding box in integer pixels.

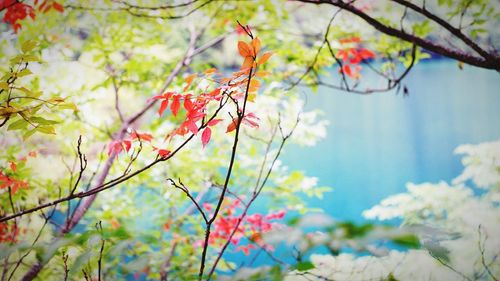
[{"left": 0, "top": 1, "right": 498, "bottom": 280}]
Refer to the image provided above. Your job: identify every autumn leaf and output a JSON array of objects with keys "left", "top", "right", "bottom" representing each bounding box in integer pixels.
[
  {"left": 201, "top": 127, "right": 211, "bottom": 148},
  {"left": 359, "top": 48, "right": 376, "bottom": 59},
  {"left": 171, "top": 95, "right": 181, "bottom": 116},
  {"left": 207, "top": 118, "right": 222, "bottom": 127},
  {"left": 184, "top": 73, "right": 197, "bottom": 91},
  {"left": 158, "top": 149, "right": 171, "bottom": 158},
  {"left": 339, "top": 36, "right": 361, "bottom": 44},
  {"left": 186, "top": 120, "right": 198, "bottom": 135},
  {"left": 248, "top": 79, "right": 260, "bottom": 92},
  {"left": 241, "top": 56, "right": 254, "bottom": 70},
  {"left": 123, "top": 140, "right": 131, "bottom": 152},
  {"left": 204, "top": 68, "right": 217, "bottom": 75},
  {"left": 251, "top": 37, "right": 261, "bottom": 56},
  {"left": 226, "top": 118, "right": 239, "bottom": 133},
  {"left": 130, "top": 132, "right": 153, "bottom": 142},
  {"left": 52, "top": 2, "right": 64, "bottom": 13},
  {"left": 9, "top": 161, "right": 17, "bottom": 173},
  {"left": 184, "top": 94, "right": 193, "bottom": 111},
  {"left": 238, "top": 41, "right": 252, "bottom": 58},
  {"left": 254, "top": 70, "right": 270, "bottom": 78},
  {"left": 341, "top": 64, "right": 353, "bottom": 77},
  {"left": 258, "top": 52, "right": 273, "bottom": 65},
  {"left": 208, "top": 88, "right": 221, "bottom": 97},
  {"left": 159, "top": 99, "right": 168, "bottom": 117}
]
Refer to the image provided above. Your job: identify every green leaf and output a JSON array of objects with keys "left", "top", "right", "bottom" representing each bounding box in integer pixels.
[
  {"left": 30, "top": 116, "right": 60, "bottom": 125},
  {"left": 23, "top": 130, "right": 36, "bottom": 140},
  {"left": 7, "top": 119, "right": 27, "bottom": 130},
  {"left": 35, "top": 126, "right": 56, "bottom": 135},
  {"left": 17, "top": 69, "right": 33, "bottom": 77},
  {"left": 0, "top": 82, "right": 8, "bottom": 90},
  {"left": 17, "top": 86, "right": 32, "bottom": 95},
  {"left": 58, "top": 102, "right": 78, "bottom": 111},
  {"left": 21, "top": 40, "right": 38, "bottom": 53},
  {"left": 296, "top": 261, "right": 315, "bottom": 272},
  {"left": 22, "top": 54, "right": 41, "bottom": 62},
  {"left": 391, "top": 234, "right": 421, "bottom": 248}
]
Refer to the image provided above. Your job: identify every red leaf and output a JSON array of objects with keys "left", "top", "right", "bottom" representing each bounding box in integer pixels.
[
  {"left": 208, "top": 88, "right": 221, "bottom": 97},
  {"left": 186, "top": 121, "right": 198, "bottom": 135},
  {"left": 235, "top": 24, "right": 246, "bottom": 35},
  {"left": 184, "top": 94, "right": 193, "bottom": 111},
  {"left": 201, "top": 127, "right": 211, "bottom": 148},
  {"left": 243, "top": 118, "right": 259, "bottom": 128},
  {"left": 337, "top": 49, "right": 349, "bottom": 61},
  {"left": 207, "top": 119, "right": 222, "bottom": 127},
  {"left": 107, "top": 140, "right": 123, "bottom": 156},
  {"left": 171, "top": 95, "right": 181, "bottom": 116},
  {"left": 158, "top": 99, "right": 168, "bottom": 117},
  {"left": 130, "top": 132, "right": 153, "bottom": 142},
  {"left": 123, "top": 140, "right": 131, "bottom": 152},
  {"left": 359, "top": 48, "right": 375, "bottom": 59},
  {"left": 245, "top": 112, "right": 259, "bottom": 120},
  {"left": 341, "top": 64, "right": 353, "bottom": 77},
  {"left": 52, "top": 2, "right": 64, "bottom": 12},
  {"left": 158, "top": 149, "right": 171, "bottom": 158}
]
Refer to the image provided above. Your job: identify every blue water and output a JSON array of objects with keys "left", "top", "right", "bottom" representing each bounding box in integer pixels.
[{"left": 281, "top": 59, "right": 500, "bottom": 222}]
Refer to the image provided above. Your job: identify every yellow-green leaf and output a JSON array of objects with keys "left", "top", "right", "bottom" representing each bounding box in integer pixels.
[
  {"left": 21, "top": 40, "right": 38, "bottom": 53},
  {"left": 7, "top": 119, "right": 27, "bottom": 130},
  {"left": 35, "top": 126, "right": 56, "bottom": 135},
  {"left": 17, "top": 69, "right": 33, "bottom": 77}
]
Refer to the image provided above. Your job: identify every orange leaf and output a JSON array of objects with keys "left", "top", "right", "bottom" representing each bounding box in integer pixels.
[
  {"left": 339, "top": 36, "right": 361, "bottom": 44},
  {"left": 184, "top": 73, "right": 197, "bottom": 91},
  {"left": 241, "top": 56, "right": 254, "bottom": 70},
  {"left": 226, "top": 118, "right": 239, "bottom": 133},
  {"left": 9, "top": 162, "right": 16, "bottom": 173},
  {"left": 204, "top": 68, "right": 217, "bottom": 75},
  {"left": 110, "top": 218, "right": 120, "bottom": 229},
  {"left": 251, "top": 37, "right": 261, "bottom": 56},
  {"left": 254, "top": 70, "right": 270, "bottom": 78},
  {"left": 237, "top": 41, "right": 252, "bottom": 58},
  {"left": 248, "top": 79, "right": 260, "bottom": 92},
  {"left": 258, "top": 52, "right": 273, "bottom": 65}
]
